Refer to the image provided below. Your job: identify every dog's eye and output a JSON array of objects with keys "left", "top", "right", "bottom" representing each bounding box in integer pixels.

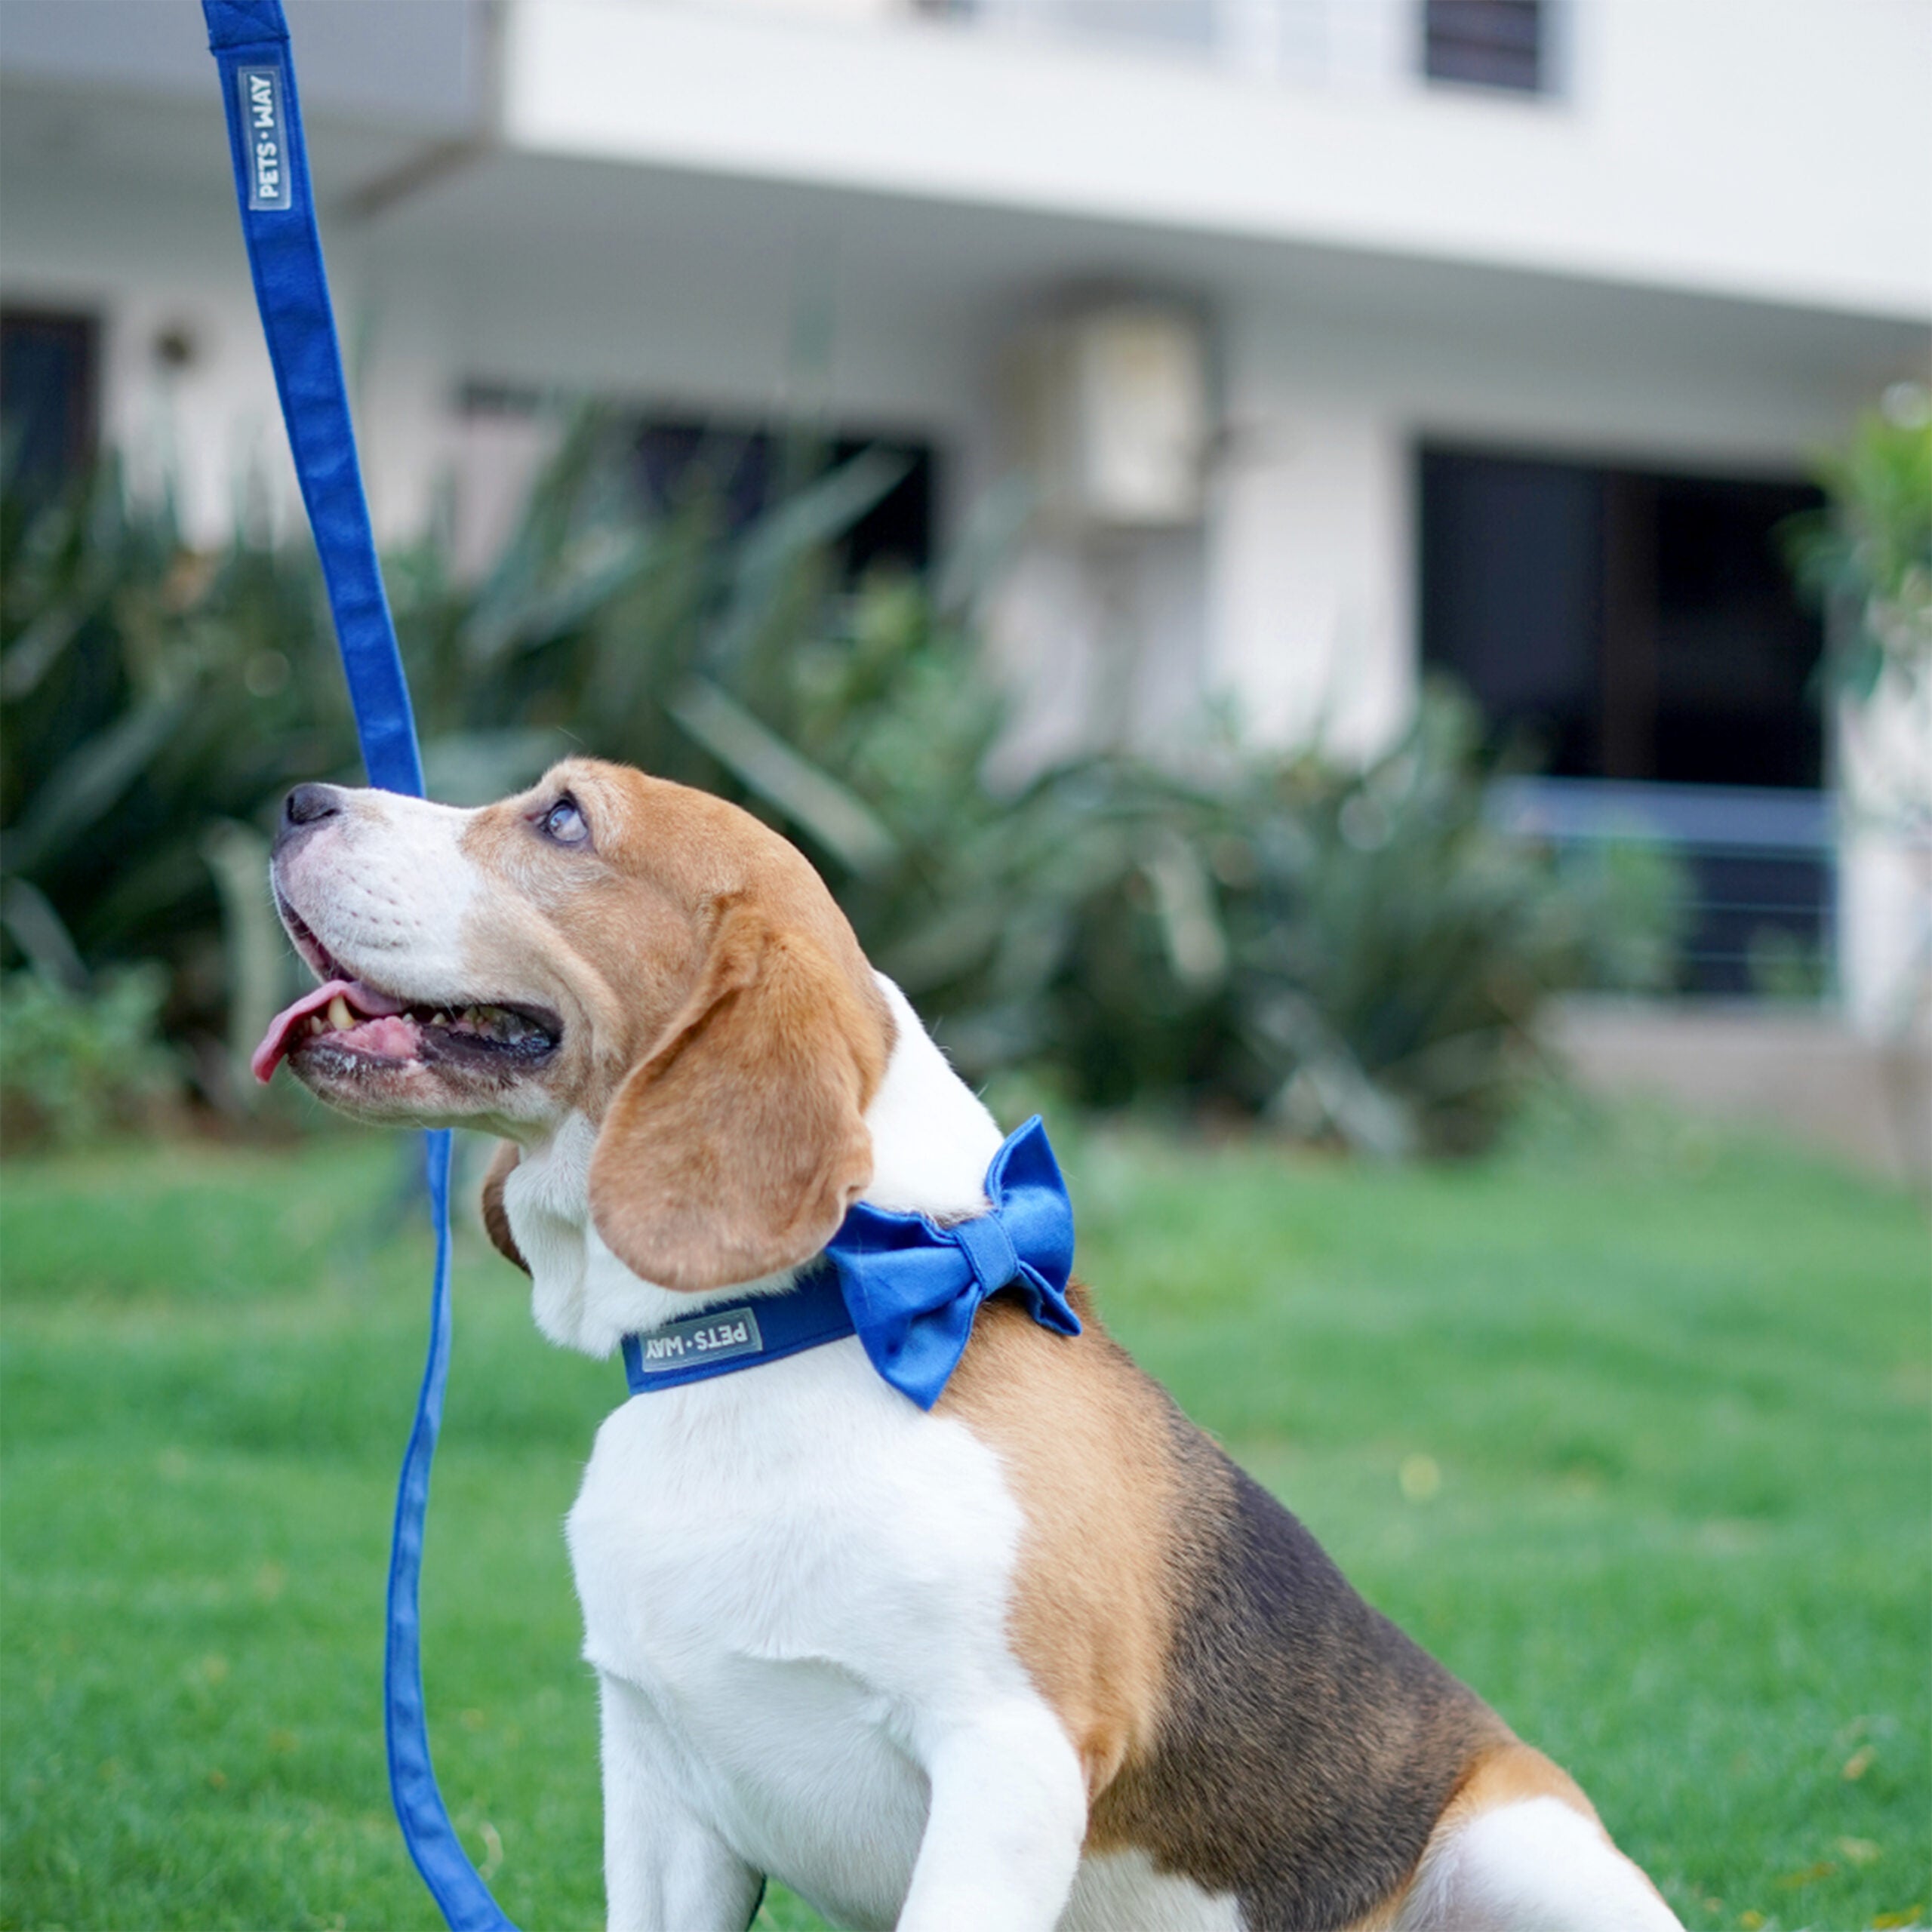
[{"left": 540, "top": 795, "right": 589, "bottom": 846}]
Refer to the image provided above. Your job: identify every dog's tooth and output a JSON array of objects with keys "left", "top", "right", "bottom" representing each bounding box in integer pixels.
[
  {"left": 328, "top": 995, "right": 353, "bottom": 1031},
  {"left": 308, "top": 1015, "right": 325, "bottom": 1036},
  {"left": 429, "top": 1012, "right": 448, "bottom": 1027}
]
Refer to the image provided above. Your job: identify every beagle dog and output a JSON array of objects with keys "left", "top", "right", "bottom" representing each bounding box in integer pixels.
[{"left": 257, "top": 758, "right": 1684, "bottom": 1932}]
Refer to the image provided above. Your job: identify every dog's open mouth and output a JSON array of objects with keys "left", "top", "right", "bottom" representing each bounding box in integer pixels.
[{"left": 252, "top": 898, "right": 561, "bottom": 1085}]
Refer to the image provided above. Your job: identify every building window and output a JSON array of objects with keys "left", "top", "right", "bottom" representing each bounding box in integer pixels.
[
  {"left": 0, "top": 309, "right": 100, "bottom": 497},
  {"left": 1420, "top": 444, "right": 1830, "bottom": 994},
  {"left": 451, "top": 389, "right": 938, "bottom": 586},
  {"left": 636, "top": 418, "right": 936, "bottom": 580},
  {"left": 1420, "top": 447, "right": 1824, "bottom": 790},
  {"left": 1423, "top": 0, "right": 1544, "bottom": 93}
]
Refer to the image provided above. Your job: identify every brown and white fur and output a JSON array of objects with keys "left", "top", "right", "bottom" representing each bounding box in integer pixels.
[{"left": 264, "top": 758, "right": 1685, "bottom": 1932}]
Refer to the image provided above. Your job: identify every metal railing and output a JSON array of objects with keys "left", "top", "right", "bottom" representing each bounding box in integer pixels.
[{"left": 1491, "top": 776, "right": 1835, "bottom": 998}]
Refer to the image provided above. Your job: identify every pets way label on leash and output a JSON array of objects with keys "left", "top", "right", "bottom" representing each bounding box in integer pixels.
[
  {"left": 634, "top": 1308, "right": 766, "bottom": 1373},
  {"left": 237, "top": 66, "right": 294, "bottom": 211}
]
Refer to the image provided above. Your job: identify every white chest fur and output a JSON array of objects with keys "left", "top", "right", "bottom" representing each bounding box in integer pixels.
[{"left": 567, "top": 1339, "right": 1033, "bottom": 1929}]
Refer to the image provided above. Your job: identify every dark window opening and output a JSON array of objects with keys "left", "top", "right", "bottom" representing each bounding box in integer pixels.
[
  {"left": 452, "top": 389, "right": 938, "bottom": 582},
  {"left": 1647, "top": 474, "right": 1826, "bottom": 789},
  {"left": 635, "top": 417, "right": 935, "bottom": 581},
  {"left": 1424, "top": 0, "right": 1544, "bottom": 93},
  {"left": 1420, "top": 447, "right": 1823, "bottom": 789},
  {"left": 1, "top": 309, "right": 100, "bottom": 498},
  {"left": 1422, "top": 444, "right": 1829, "bottom": 995}
]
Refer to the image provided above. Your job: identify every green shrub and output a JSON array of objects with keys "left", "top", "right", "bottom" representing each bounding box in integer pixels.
[
  {"left": 1, "top": 420, "right": 1678, "bottom": 1153},
  {"left": 853, "top": 688, "right": 1681, "bottom": 1155},
  {"left": 0, "top": 965, "right": 181, "bottom": 1148},
  {"left": 0, "top": 454, "right": 354, "bottom": 1059},
  {"left": 1780, "top": 383, "right": 1932, "bottom": 703}
]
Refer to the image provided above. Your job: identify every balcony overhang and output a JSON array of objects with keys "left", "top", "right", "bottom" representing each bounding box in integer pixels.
[
  {"left": 503, "top": 0, "right": 1932, "bottom": 326},
  {"left": 2, "top": 1, "right": 1925, "bottom": 453}
]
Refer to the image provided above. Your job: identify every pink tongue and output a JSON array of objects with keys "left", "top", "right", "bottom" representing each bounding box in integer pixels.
[{"left": 251, "top": 978, "right": 407, "bottom": 1085}]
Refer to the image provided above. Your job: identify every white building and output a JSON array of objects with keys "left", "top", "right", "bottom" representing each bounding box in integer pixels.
[{"left": 3, "top": 0, "right": 1927, "bottom": 1028}]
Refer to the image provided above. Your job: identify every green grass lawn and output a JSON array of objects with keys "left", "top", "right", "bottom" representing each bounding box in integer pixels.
[{"left": 2, "top": 1106, "right": 1926, "bottom": 1930}]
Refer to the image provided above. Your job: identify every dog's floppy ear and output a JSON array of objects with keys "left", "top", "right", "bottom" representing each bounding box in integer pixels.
[
  {"left": 480, "top": 1140, "right": 529, "bottom": 1275},
  {"left": 587, "top": 902, "right": 883, "bottom": 1293}
]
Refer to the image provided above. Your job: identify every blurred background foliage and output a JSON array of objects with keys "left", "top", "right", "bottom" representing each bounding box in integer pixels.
[
  {"left": 1780, "top": 387, "right": 1932, "bottom": 706},
  {"left": 0, "top": 961, "right": 177, "bottom": 1150},
  {"left": 0, "top": 411, "right": 1682, "bottom": 1155}
]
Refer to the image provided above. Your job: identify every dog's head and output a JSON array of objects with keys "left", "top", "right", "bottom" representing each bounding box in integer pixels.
[{"left": 258, "top": 758, "right": 893, "bottom": 1293}]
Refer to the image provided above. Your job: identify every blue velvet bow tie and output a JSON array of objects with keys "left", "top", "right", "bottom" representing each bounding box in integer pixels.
[
  {"left": 620, "top": 1115, "right": 1079, "bottom": 1411},
  {"left": 824, "top": 1113, "right": 1080, "bottom": 1406}
]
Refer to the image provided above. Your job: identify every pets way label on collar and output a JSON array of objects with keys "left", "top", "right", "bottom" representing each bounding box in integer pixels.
[
  {"left": 237, "top": 66, "right": 294, "bottom": 211},
  {"left": 633, "top": 1307, "right": 765, "bottom": 1374}
]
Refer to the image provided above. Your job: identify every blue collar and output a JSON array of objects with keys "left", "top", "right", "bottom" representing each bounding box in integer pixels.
[
  {"left": 620, "top": 1115, "right": 1079, "bottom": 1411},
  {"left": 621, "top": 1269, "right": 856, "bottom": 1393}
]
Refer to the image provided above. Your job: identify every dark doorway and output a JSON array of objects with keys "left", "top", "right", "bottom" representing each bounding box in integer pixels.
[
  {"left": 1420, "top": 444, "right": 1830, "bottom": 995},
  {"left": 1420, "top": 446, "right": 1823, "bottom": 788}
]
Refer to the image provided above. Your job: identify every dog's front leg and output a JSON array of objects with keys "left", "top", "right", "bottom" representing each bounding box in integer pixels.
[
  {"left": 895, "top": 1701, "right": 1088, "bottom": 1932},
  {"left": 599, "top": 1673, "right": 764, "bottom": 1932}
]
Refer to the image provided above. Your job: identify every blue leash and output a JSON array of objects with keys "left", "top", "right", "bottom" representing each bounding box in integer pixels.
[{"left": 203, "top": 5, "right": 516, "bottom": 1927}]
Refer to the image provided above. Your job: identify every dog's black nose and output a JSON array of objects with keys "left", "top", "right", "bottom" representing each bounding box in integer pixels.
[
  {"left": 275, "top": 783, "right": 343, "bottom": 854},
  {"left": 284, "top": 783, "right": 341, "bottom": 828}
]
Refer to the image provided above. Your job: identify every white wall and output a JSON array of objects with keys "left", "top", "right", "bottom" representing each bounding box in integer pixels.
[
  {"left": 6, "top": 154, "right": 1917, "bottom": 777},
  {"left": 0, "top": 152, "right": 1004, "bottom": 552},
  {"left": 3, "top": 176, "right": 300, "bottom": 540},
  {"left": 506, "top": 0, "right": 1932, "bottom": 320},
  {"left": 986, "top": 525, "right": 1211, "bottom": 772},
  {"left": 5, "top": 0, "right": 1926, "bottom": 795},
  {"left": 1208, "top": 401, "right": 1409, "bottom": 757},
  {"left": 1836, "top": 668, "right": 1932, "bottom": 1041}
]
